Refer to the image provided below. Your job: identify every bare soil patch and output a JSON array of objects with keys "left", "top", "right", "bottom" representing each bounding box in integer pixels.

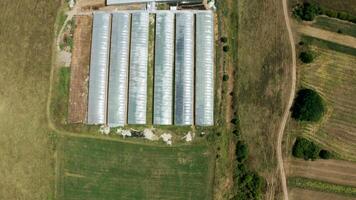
[
  {"left": 289, "top": 188, "right": 356, "bottom": 200},
  {"left": 68, "top": 15, "right": 92, "bottom": 123}
]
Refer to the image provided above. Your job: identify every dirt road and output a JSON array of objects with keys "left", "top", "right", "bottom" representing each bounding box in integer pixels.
[{"left": 278, "top": 0, "right": 297, "bottom": 199}]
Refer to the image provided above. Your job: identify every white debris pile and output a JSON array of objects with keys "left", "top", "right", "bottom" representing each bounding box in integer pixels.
[
  {"left": 143, "top": 129, "right": 159, "bottom": 141},
  {"left": 121, "top": 130, "right": 132, "bottom": 138},
  {"left": 160, "top": 133, "right": 172, "bottom": 145},
  {"left": 182, "top": 131, "right": 193, "bottom": 142},
  {"left": 99, "top": 125, "right": 110, "bottom": 135},
  {"left": 69, "top": 0, "right": 75, "bottom": 9}
]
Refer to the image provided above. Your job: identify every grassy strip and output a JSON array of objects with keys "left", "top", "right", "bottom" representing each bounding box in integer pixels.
[
  {"left": 301, "top": 35, "right": 356, "bottom": 56},
  {"left": 146, "top": 14, "right": 155, "bottom": 125},
  {"left": 312, "top": 16, "right": 356, "bottom": 37},
  {"left": 288, "top": 177, "right": 356, "bottom": 197},
  {"left": 52, "top": 67, "right": 70, "bottom": 124}
]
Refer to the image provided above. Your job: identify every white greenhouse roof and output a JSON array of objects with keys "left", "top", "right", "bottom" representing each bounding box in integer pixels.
[
  {"left": 87, "top": 12, "right": 111, "bottom": 124},
  {"left": 107, "top": 13, "right": 131, "bottom": 127},
  {"left": 85, "top": 10, "right": 214, "bottom": 126},
  {"left": 127, "top": 12, "right": 149, "bottom": 125},
  {"left": 174, "top": 12, "right": 194, "bottom": 125},
  {"left": 107, "top": 0, "right": 202, "bottom": 5},
  {"left": 153, "top": 12, "right": 175, "bottom": 125},
  {"left": 195, "top": 11, "right": 214, "bottom": 126}
]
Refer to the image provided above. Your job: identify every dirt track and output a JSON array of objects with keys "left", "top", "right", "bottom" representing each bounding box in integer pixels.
[
  {"left": 298, "top": 25, "right": 356, "bottom": 49},
  {"left": 278, "top": 0, "right": 297, "bottom": 199},
  {"left": 288, "top": 159, "right": 356, "bottom": 187},
  {"left": 289, "top": 188, "right": 356, "bottom": 200}
]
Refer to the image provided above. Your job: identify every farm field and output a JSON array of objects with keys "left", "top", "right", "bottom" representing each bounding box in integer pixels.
[
  {"left": 297, "top": 46, "right": 356, "bottom": 160},
  {"left": 289, "top": 0, "right": 356, "bottom": 16},
  {"left": 236, "top": 0, "right": 292, "bottom": 197},
  {"left": 311, "top": 16, "right": 356, "bottom": 38},
  {"left": 56, "top": 136, "right": 215, "bottom": 200},
  {"left": 289, "top": 188, "right": 356, "bottom": 200},
  {"left": 0, "top": 0, "right": 60, "bottom": 199},
  {"left": 287, "top": 159, "right": 356, "bottom": 187},
  {"left": 68, "top": 15, "right": 92, "bottom": 124}
]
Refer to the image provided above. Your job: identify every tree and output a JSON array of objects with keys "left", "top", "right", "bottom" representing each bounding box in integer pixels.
[
  {"left": 292, "top": 137, "right": 320, "bottom": 160},
  {"left": 220, "top": 36, "right": 228, "bottom": 43},
  {"left": 223, "top": 45, "right": 230, "bottom": 52},
  {"left": 236, "top": 141, "right": 248, "bottom": 162},
  {"left": 291, "top": 89, "right": 325, "bottom": 122},
  {"left": 293, "top": 3, "right": 322, "bottom": 21},
  {"left": 299, "top": 51, "right": 314, "bottom": 63},
  {"left": 319, "top": 149, "right": 331, "bottom": 159}
]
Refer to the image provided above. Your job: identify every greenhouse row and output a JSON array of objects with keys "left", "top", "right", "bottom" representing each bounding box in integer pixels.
[{"left": 87, "top": 11, "right": 214, "bottom": 126}]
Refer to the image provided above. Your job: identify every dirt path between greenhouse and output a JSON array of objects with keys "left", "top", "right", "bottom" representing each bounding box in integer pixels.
[{"left": 278, "top": 0, "right": 297, "bottom": 199}]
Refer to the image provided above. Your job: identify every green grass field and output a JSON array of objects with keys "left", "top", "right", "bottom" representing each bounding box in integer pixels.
[
  {"left": 0, "top": 0, "right": 60, "bottom": 199},
  {"left": 288, "top": 177, "right": 356, "bottom": 197},
  {"left": 312, "top": 16, "right": 356, "bottom": 38},
  {"left": 301, "top": 35, "right": 356, "bottom": 56},
  {"left": 57, "top": 136, "right": 215, "bottom": 200}
]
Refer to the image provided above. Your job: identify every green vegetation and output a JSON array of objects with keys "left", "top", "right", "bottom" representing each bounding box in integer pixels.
[
  {"left": 293, "top": 2, "right": 356, "bottom": 23},
  {"left": 291, "top": 88, "right": 325, "bottom": 122},
  {"left": 0, "top": 1, "right": 60, "bottom": 199},
  {"left": 312, "top": 16, "right": 356, "bottom": 37},
  {"left": 233, "top": 140, "right": 264, "bottom": 200},
  {"left": 52, "top": 67, "right": 70, "bottom": 124},
  {"left": 292, "top": 137, "right": 332, "bottom": 160},
  {"left": 288, "top": 177, "right": 356, "bottom": 197},
  {"left": 301, "top": 35, "right": 356, "bottom": 56},
  {"left": 299, "top": 51, "right": 315, "bottom": 63},
  {"left": 223, "top": 45, "right": 230, "bottom": 52},
  {"left": 57, "top": 136, "right": 215, "bottom": 200}
]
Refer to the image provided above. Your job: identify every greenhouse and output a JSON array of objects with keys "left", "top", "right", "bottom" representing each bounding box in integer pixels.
[
  {"left": 195, "top": 11, "right": 214, "bottom": 126},
  {"left": 153, "top": 12, "right": 175, "bottom": 125},
  {"left": 127, "top": 12, "right": 149, "bottom": 124},
  {"left": 87, "top": 12, "right": 111, "bottom": 124},
  {"left": 107, "top": 13, "right": 131, "bottom": 127},
  {"left": 174, "top": 12, "right": 195, "bottom": 125}
]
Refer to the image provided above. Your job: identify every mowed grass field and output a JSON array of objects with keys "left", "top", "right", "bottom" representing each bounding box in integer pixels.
[
  {"left": 312, "top": 16, "right": 356, "bottom": 38},
  {"left": 0, "top": 0, "right": 60, "bottom": 199},
  {"left": 236, "top": 0, "right": 292, "bottom": 197},
  {"left": 298, "top": 46, "right": 356, "bottom": 160},
  {"left": 57, "top": 136, "right": 215, "bottom": 200}
]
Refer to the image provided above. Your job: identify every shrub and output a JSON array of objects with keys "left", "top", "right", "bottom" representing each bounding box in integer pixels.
[
  {"left": 319, "top": 149, "right": 331, "bottom": 159},
  {"left": 299, "top": 51, "right": 314, "bottom": 63},
  {"left": 291, "top": 89, "right": 325, "bottom": 122},
  {"left": 220, "top": 36, "right": 228, "bottom": 43},
  {"left": 223, "top": 45, "right": 230, "bottom": 52},
  {"left": 223, "top": 74, "right": 229, "bottom": 81},
  {"left": 236, "top": 141, "right": 248, "bottom": 162},
  {"left": 292, "top": 137, "right": 320, "bottom": 160},
  {"left": 293, "top": 3, "right": 322, "bottom": 21}
]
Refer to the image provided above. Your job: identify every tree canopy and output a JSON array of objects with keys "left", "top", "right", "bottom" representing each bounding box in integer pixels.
[{"left": 291, "top": 89, "right": 325, "bottom": 122}]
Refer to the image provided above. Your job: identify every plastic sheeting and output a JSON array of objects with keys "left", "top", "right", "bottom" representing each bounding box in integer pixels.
[
  {"left": 128, "top": 12, "right": 149, "bottom": 124},
  {"left": 175, "top": 12, "right": 194, "bottom": 125},
  {"left": 108, "top": 13, "right": 130, "bottom": 127},
  {"left": 195, "top": 11, "right": 214, "bottom": 126},
  {"left": 87, "top": 12, "right": 111, "bottom": 124},
  {"left": 153, "top": 12, "right": 174, "bottom": 125}
]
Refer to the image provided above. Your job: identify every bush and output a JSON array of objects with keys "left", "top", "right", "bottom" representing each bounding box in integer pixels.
[
  {"left": 223, "top": 45, "right": 230, "bottom": 52},
  {"left": 223, "top": 74, "right": 229, "bottom": 81},
  {"left": 292, "top": 137, "right": 320, "bottom": 160},
  {"left": 220, "top": 36, "right": 228, "bottom": 43},
  {"left": 236, "top": 141, "right": 248, "bottom": 162},
  {"left": 319, "top": 149, "right": 331, "bottom": 159},
  {"left": 293, "top": 3, "right": 322, "bottom": 21},
  {"left": 291, "top": 89, "right": 325, "bottom": 122},
  {"left": 299, "top": 51, "right": 314, "bottom": 63}
]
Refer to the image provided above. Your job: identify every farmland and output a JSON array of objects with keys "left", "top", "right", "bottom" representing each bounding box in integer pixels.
[
  {"left": 56, "top": 136, "right": 215, "bottom": 200},
  {"left": 289, "top": 188, "right": 356, "bottom": 200},
  {"left": 0, "top": 0, "right": 60, "bottom": 199},
  {"left": 311, "top": 16, "right": 356, "bottom": 37},
  {"left": 298, "top": 46, "right": 356, "bottom": 160}
]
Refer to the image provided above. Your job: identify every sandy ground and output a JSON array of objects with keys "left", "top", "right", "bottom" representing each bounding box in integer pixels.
[
  {"left": 287, "top": 159, "right": 356, "bottom": 187},
  {"left": 297, "top": 25, "right": 356, "bottom": 49},
  {"left": 289, "top": 188, "right": 356, "bottom": 200},
  {"left": 68, "top": 16, "right": 92, "bottom": 123}
]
